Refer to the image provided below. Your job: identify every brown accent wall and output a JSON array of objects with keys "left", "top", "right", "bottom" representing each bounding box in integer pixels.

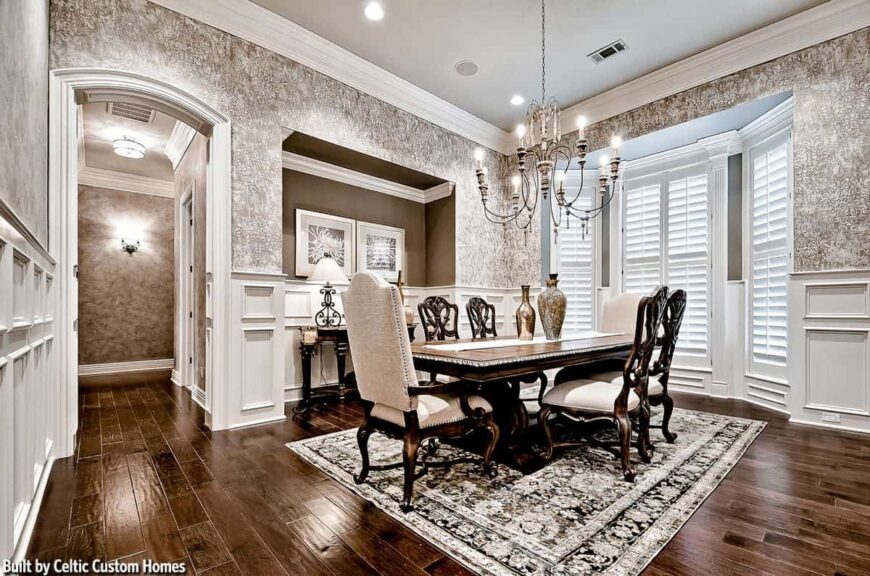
[
  {"left": 424, "top": 194, "right": 455, "bottom": 287},
  {"left": 174, "top": 134, "right": 208, "bottom": 390},
  {"left": 78, "top": 185, "right": 175, "bottom": 365},
  {"left": 1, "top": 0, "right": 49, "bottom": 243},
  {"left": 283, "top": 169, "right": 455, "bottom": 287}
]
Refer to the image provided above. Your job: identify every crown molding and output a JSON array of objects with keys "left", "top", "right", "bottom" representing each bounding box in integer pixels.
[
  {"left": 738, "top": 97, "right": 795, "bottom": 145},
  {"left": 282, "top": 151, "right": 453, "bottom": 204},
  {"left": 165, "top": 120, "right": 197, "bottom": 170},
  {"left": 78, "top": 166, "right": 175, "bottom": 198},
  {"left": 147, "top": 0, "right": 514, "bottom": 154},
  {"left": 561, "top": 0, "right": 870, "bottom": 130}
]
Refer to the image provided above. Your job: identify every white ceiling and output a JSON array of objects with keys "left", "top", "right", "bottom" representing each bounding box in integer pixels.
[
  {"left": 251, "top": 0, "right": 827, "bottom": 130},
  {"left": 81, "top": 102, "right": 176, "bottom": 180}
]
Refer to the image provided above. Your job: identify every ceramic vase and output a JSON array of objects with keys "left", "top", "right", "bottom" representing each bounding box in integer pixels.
[
  {"left": 538, "top": 273, "right": 567, "bottom": 340},
  {"left": 516, "top": 284, "right": 536, "bottom": 340}
]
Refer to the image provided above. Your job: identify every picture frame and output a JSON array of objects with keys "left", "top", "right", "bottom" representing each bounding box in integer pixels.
[
  {"left": 356, "top": 221, "right": 405, "bottom": 282},
  {"left": 295, "top": 209, "right": 355, "bottom": 277}
]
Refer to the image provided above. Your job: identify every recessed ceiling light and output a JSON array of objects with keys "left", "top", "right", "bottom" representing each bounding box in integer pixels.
[
  {"left": 454, "top": 60, "right": 479, "bottom": 77},
  {"left": 364, "top": 2, "right": 384, "bottom": 21},
  {"left": 510, "top": 95, "right": 525, "bottom": 106}
]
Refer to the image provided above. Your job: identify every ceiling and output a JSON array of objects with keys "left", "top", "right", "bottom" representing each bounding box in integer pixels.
[
  {"left": 252, "top": 0, "right": 827, "bottom": 130},
  {"left": 284, "top": 132, "right": 447, "bottom": 189},
  {"left": 81, "top": 102, "right": 176, "bottom": 180}
]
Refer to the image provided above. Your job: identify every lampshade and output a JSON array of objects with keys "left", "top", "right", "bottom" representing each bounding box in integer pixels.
[{"left": 308, "top": 256, "right": 348, "bottom": 284}]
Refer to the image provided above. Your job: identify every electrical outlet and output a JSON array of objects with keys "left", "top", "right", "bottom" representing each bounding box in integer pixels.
[{"left": 821, "top": 412, "right": 841, "bottom": 423}]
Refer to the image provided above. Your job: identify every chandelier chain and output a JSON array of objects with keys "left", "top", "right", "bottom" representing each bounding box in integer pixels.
[{"left": 541, "top": 0, "right": 546, "bottom": 103}]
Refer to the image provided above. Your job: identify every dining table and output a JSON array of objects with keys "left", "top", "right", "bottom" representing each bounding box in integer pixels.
[{"left": 410, "top": 332, "right": 635, "bottom": 462}]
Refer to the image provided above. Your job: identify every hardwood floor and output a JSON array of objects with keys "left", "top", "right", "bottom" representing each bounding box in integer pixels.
[{"left": 27, "top": 372, "right": 870, "bottom": 575}]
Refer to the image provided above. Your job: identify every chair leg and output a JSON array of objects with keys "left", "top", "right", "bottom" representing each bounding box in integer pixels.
[
  {"left": 539, "top": 406, "right": 555, "bottom": 461},
  {"left": 636, "top": 399, "right": 653, "bottom": 464},
  {"left": 615, "top": 412, "right": 636, "bottom": 482},
  {"left": 661, "top": 394, "right": 678, "bottom": 443},
  {"left": 401, "top": 431, "right": 421, "bottom": 512},
  {"left": 481, "top": 418, "right": 500, "bottom": 478},
  {"left": 353, "top": 424, "right": 372, "bottom": 484}
]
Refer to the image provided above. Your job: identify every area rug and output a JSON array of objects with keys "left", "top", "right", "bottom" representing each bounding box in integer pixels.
[{"left": 287, "top": 407, "right": 765, "bottom": 575}]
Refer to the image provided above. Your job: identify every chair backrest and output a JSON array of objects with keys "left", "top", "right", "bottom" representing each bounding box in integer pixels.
[
  {"left": 418, "top": 296, "right": 460, "bottom": 341},
  {"left": 466, "top": 296, "right": 497, "bottom": 340},
  {"left": 341, "top": 273, "right": 418, "bottom": 412},
  {"left": 652, "top": 289, "right": 687, "bottom": 382},
  {"left": 602, "top": 292, "right": 643, "bottom": 334},
  {"left": 620, "top": 286, "right": 668, "bottom": 390}
]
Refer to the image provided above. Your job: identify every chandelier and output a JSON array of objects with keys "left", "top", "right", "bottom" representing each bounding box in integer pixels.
[{"left": 472, "top": 0, "right": 622, "bottom": 243}]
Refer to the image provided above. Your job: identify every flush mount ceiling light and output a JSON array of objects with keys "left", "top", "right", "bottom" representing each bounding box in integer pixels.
[
  {"left": 112, "top": 137, "right": 145, "bottom": 159},
  {"left": 510, "top": 95, "right": 525, "bottom": 106},
  {"left": 454, "top": 60, "right": 479, "bottom": 77},
  {"left": 364, "top": 2, "right": 384, "bottom": 21}
]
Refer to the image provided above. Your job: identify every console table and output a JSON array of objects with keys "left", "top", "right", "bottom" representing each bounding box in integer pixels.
[{"left": 295, "top": 324, "right": 418, "bottom": 415}]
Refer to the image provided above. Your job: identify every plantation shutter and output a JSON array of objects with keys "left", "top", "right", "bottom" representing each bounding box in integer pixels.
[
  {"left": 666, "top": 171, "right": 709, "bottom": 355},
  {"left": 623, "top": 179, "right": 661, "bottom": 295},
  {"left": 751, "top": 136, "right": 789, "bottom": 364},
  {"left": 558, "top": 184, "right": 594, "bottom": 332}
]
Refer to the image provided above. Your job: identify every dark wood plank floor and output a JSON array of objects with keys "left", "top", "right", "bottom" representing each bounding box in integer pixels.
[{"left": 27, "top": 372, "right": 870, "bottom": 575}]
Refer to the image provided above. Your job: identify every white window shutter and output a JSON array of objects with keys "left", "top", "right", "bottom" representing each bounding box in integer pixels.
[
  {"left": 623, "top": 180, "right": 661, "bottom": 295},
  {"left": 558, "top": 182, "right": 595, "bottom": 332},
  {"left": 667, "top": 172, "right": 709, "bottom": 355},
  {"left": 750, "top": 136, "right": 789, "bottom": 365}
]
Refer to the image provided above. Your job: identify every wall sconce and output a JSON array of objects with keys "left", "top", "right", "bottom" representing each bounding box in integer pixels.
[{"left": 121, "top": 238, "right": 140, "bottom": 254}]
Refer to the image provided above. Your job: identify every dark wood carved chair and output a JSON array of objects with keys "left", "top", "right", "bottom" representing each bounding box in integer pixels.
[
  {"left": 539, "top": 286, "right": 668, "bottom": 481},
  {"left": 466, "top": 296, "right": 497, "bottom": 339},
  {"left": 648, "top": 289, "right": 686, "bottom": 443},
  {"left": 418, "top": 296, "right": 461, "bottom": 341},
  {"left": 343, "top": 273, "right": 499, "bottom": 512}
]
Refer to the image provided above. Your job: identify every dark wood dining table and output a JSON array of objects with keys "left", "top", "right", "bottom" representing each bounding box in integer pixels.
[{"left": 411, "top": 333, "right": 635, "bottom": 462}]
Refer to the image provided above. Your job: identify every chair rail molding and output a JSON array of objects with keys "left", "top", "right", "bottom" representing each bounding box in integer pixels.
[
  {"left": 282, "top": 151, "right": 454, "bottom": 204},
  {"left": 49, "top": 68, "right": 234, "bottom": 438}
]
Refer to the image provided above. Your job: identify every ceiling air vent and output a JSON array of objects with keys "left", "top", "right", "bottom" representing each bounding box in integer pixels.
[
  {"left": 588, "top": 39, "right": 628, "bottom": 64},
  {"left": 107, "top": 101, "right": 155, "bottom": 124}
]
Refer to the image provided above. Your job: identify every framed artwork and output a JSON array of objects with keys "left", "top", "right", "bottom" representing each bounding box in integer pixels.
[
  {"left": 295, "top": 209, "right": 355, "bottom": 277},
  {"left": 356, "top": 221, "right": 405, "bottom": 282}
]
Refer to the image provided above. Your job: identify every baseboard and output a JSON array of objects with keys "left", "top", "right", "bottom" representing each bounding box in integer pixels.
[
  {"left": 78, "top": 358, "right": 174, "bottom": 376},
  {"left": 12, "top": 456, "right": 55, "bottom": 562},
  {"left": 170, "top": 369, "right": 181, "bottom": 386},
  {"left": 788, "top": 417, "right": 870, "bottom": 435},
  {"left": 190, "top": 385, "right": 207, "bottom": 409}
]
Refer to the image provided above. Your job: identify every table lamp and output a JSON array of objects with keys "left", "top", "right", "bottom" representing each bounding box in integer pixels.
[{"left": 309, "top": 255, "right": 349, "bottom": 327}]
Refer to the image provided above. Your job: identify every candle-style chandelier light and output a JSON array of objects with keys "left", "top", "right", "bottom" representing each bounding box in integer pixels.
[{"left": 473, "top": 0, "right": 623, "bottom": 243}]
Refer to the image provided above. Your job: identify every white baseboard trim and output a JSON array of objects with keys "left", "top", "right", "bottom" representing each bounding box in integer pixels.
[
  {"left": 12, "top": 456, "right": 55, "bottom": 562},
  {"left": 190, "top": 385, "right": 207, "bottom": 409},
  {"left": 78, "top": 358, "right": 174, "bottom": 376},
  {"left": 227, "top": 414, "right": 286, "bottom": 430},
  {"left": 788, "top": 417, "right": 870, "bottom": 435},
  {"left": 171, "top": 369, "right": 181, "bottom": 386},
  {"left": 742, "top": 394, "right": 792, "bottom": 416}
]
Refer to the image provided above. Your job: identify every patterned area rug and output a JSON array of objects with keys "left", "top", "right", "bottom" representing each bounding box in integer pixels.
[{"left": 288, "top": 408, "right": 765, "bottom": 575}]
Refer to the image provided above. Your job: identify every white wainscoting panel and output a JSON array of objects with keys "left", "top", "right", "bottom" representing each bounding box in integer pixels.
[
  {"left": 229, "top": 272, "right": 285, "bottom": 429},
  {"left": 0, "top": 206, "right": 60, "bottom": 561},
  {"left": 789, "top": 270, "right": 870, "bottom": 432}
]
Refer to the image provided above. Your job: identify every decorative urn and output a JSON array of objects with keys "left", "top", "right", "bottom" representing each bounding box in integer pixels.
[{"left": 538, "top": 273, "right": 567, "bottom": 340}]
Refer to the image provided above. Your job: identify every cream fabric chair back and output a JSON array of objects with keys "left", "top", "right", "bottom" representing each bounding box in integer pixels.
[
  {"left": 341, "top": 272, "right": 418, "bottom": 413},
  {"left": 601, "top": 293, "right": 643, "bottom": 334}
]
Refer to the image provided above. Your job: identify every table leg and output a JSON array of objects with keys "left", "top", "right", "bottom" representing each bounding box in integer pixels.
[
  {"left": 335, "top": 341, "right": 349, "bottom": 400},
  {"left": 294, "top": 343, "right": 315, "bottom": 415}
]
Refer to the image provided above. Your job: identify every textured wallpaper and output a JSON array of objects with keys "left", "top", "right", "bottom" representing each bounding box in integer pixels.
[
  {"left": 78, "top": 185, "right": 175, "bottom": 365},
  {"left": 581, "top": 28, "right": 870, "bottom": 272},
  {"left": 0, "top": 0, "right": 49, "bottom": 244},
  {"left": 50, "top": 0, "right": 869, "bottom": 281},
  {"left": 49, "top": 0, "right": 536, "bottom": 286}
]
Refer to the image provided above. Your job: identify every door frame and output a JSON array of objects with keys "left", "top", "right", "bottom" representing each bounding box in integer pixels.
[
  {"left": 49, "top": 68, "right": 233, "bottom": 455},
  {"left": 178, "top": 187, "right": 197, "bottom": 394}
]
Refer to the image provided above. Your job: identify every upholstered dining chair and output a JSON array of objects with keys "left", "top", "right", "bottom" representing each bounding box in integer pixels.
[
  {"left": 342, "top": 273, "right": 500, "bottom": 512},
  {"left": 645, "top": 289, "right": 686, "bottom": 443},
  {"left": 418, "top": 296, "right": 461, "bottom": 341},
  {"left": 466, "top": 296, "right": 497, "bottom": 339},
  {"left": 539, "top": 286, "right": 668, "bottom": 481},
  {"left": 601, "top": 292, "right": 644, "bottom": 334}
]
